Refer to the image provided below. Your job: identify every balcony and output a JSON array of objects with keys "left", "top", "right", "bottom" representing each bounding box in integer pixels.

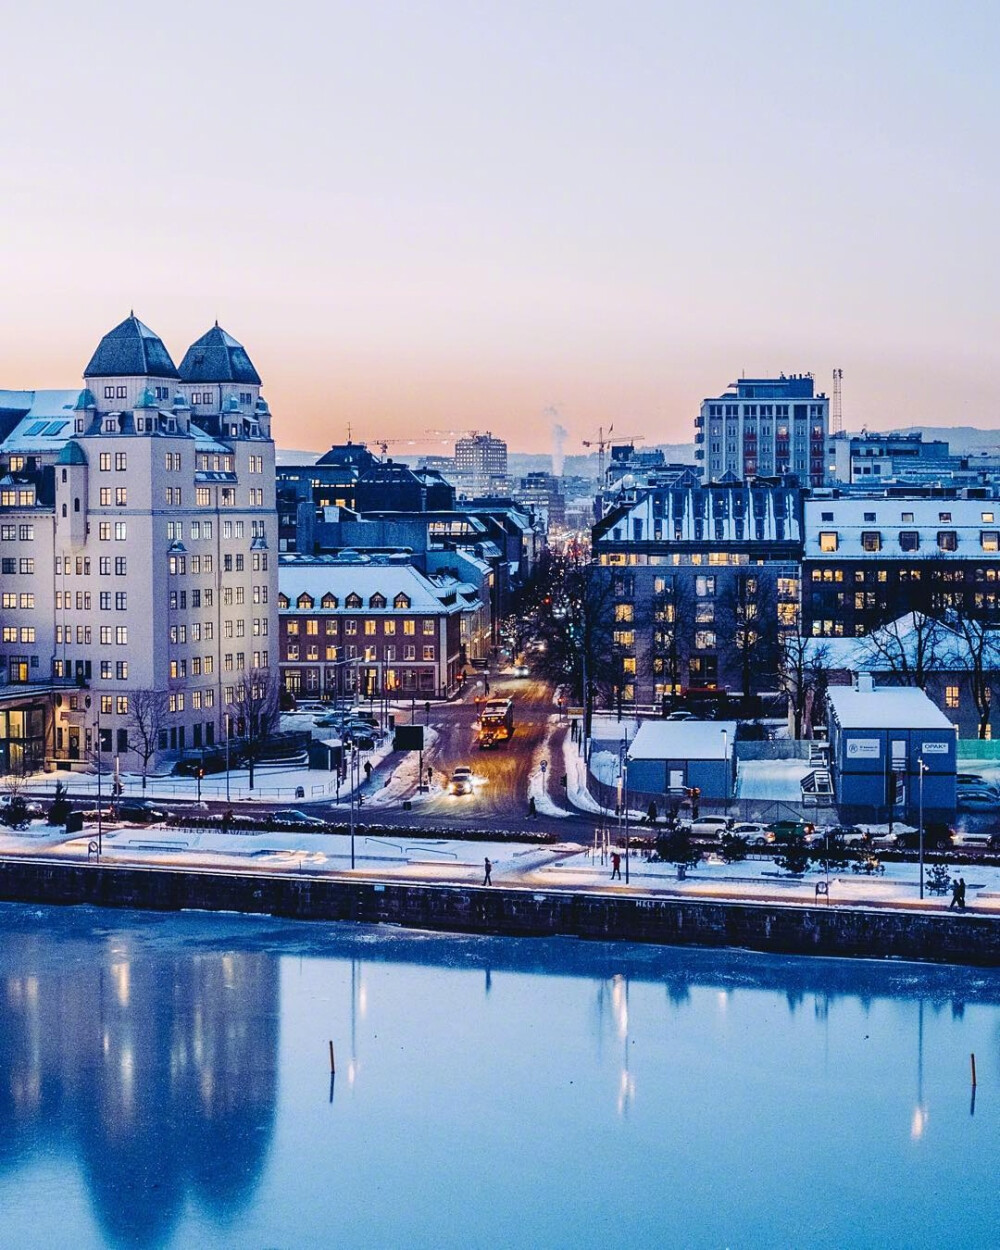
[{"left": 694, "top": 432, "right": 704, "bottom": 444}]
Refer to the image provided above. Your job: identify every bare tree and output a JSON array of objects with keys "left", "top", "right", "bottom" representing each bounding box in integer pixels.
[
  {"left": 950, "top": 616, "right": 1000, "bottom": 739},
  {"left": 126, "top": 688, "right": 170, "bottom": 791},
  {"left": 650, "top": 575, "right": 694, "bottom": 709},
  {"left": 859, "top": 612, "right": 945, "bottom": 689},
  {"left": 718, "top": 570, "right": 778, "bottom": 700},
  {"left": 779, "top": 632, "right": 831, "bottom": 739},
  {"left": 228, "top": 667, "right": 280, "bottom": 790}
]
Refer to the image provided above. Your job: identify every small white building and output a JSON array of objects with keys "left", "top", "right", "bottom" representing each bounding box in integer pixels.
[{"left": 626, "top": 720, "right": 737, "bottom": 801}]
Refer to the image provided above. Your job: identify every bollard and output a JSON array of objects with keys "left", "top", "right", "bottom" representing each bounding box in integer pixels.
[
  {"left": 971, "top": 1052, "right": 977, "bottom": 1087},
  {"left": 329, "top": 1040, "right": 336, "bottom": 1074}
]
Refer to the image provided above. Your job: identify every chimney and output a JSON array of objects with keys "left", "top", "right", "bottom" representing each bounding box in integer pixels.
[{"left": 855, "top": 673, "right": 875, "bottom": 694}]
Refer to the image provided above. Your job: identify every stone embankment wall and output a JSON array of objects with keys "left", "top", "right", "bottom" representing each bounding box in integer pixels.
[{"left": 1, "top": 857, "right": 998, "bottom": 967}]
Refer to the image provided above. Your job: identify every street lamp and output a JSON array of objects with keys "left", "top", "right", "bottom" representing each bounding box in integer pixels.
[
  {"left": 721, "top": 728, "right": 729, "bottom": 811},
  {"left": 94, "top": 710, "right": 103, "bottom": 859},
  {"left": 348, "top": 742, "right": 358, "bottom": 870},
  {"left": 918, "top": 755, "right": 928, "bottom": 900}
]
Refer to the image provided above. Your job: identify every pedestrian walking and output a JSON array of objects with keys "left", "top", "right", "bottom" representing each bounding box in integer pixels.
[
  {"left": 483, "top": 857, "right": 493, "bottom": 886},
  {"left": 646, "top": 800, "right": 658, "bottom": 825},
  {"left": 958, "top": 877, "right": 967, "bottom": 911},
  {"left": 949, "top": 879, "right": 962, "bottom": 910},
  {"left": 611, "top": 852, "right": 621, "bottom": 880},
  {"left": 528, "top": 796, "right": 537, "bottom": 818},
  {"left": 364, "top": 760, "right": 373, "bottom": 782}
]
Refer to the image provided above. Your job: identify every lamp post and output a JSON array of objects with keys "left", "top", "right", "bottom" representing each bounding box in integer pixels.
[
  {"left": 918, "top": 755, "right": 928, "bottom": 900},
  {"left": 721, "top": 728, "right": 729, "bottom": 811},
  {"left": 94, "top": 710, "right": 103, "bottom": 859},
  {"left": 624, "top": 750, "right": 630, "bottom": 885},
  {"left": 348, "top": 743, "right": 357, "bottom": 870}
]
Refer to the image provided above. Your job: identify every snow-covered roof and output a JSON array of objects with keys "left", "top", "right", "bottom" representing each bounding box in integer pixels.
[
  {"left": 0, "top": 390, "right": 82, "bottom": 452},
  {"left": 827, "top": 683, "right": 953, "bottom": 730},
  {"left": 279, "top": 556, "right": 467, "bottom": 614},
  {"left": 803, "top": 497, "right": 1000, "bottom": 559},
  {"left": 628, "top": 719, "right": 738, "bottom": 761},
  {"left": 597, "top": 481, "right": 801, "bottom": 546}
]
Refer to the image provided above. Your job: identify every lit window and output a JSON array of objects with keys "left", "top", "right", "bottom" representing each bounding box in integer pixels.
[
  {"left": 945, "top": 685, "right": 960, "bottom": 709},
  {"left": 819, "top": 532, "right": 838, "bottom": 553}
]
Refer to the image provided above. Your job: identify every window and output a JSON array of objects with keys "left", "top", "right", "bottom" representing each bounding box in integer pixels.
[
  {"left": 901, "top": 512, "right": 914, "bottom": 523},
  {"left": 694, "top": 631, "right": 716, "bottom": 649},
  {"left": 819, "top": 532, "right": 838, "bottom": 553},
  {"left": 115, "top": 556, "right": 126, "bottom": 575},
  {"left": 614, "top": 604, "right": 634, "bottom": 623},
  {"left": 384, "top": 620, "right": 395, "bottom": 635},
  {"left": 939, "top": 512, "right": 952, "bottom": 523},
  {"left": 861, "top": 531, "right": 881, "bottom": 553},
  {"left": 99, "top": 452, "right": 111, "bottom": 471},
  {"left": 394, "top": 594, "right": 411, "bottom": 610},
  {"left": 422, "top": 620, "right": 435, "bottom": 635},
  {"left": 945, "top": 685, "right": 960, "bottom": 709},
  {"left": 899, "top": 531, "right": 920, "bottom": 552},
  {"left": 116, "top": 626, "right": 128, "bottom": 645},
  {"left": 864, "top": 512, "right": 876, "bottom": 523},
  {"left": 938, "top": 531, "right": 958, "bottom": 552},
  {"left": 114, "top": 522, "right": 126, "bottom": 540},
  {"left": 403, "top": 619, "right": 415, "bottom": 635},
  {"left": 196, "top": 487, "right": 211, "bottom": 507},
  {"left": 99, "top": 487, "right": 111, "bottom": 506},
  {"left": 982, "top": 532, "right": 999, "bottom": 552},
  {"left": 115, "top": 452, "right": 127, "bottom": 471},
  {"left": 365, "top": 620, "right": 377, "bottom": 636},
  {"left": 983, "top": 512, "right": 995, "bottom": 524}
]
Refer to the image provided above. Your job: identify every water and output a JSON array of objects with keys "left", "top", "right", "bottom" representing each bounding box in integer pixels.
[{"left": 0, "top": 905, "right": 998, "bottom": 1249}]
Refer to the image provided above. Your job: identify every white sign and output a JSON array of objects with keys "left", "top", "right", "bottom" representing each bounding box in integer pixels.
[
  {"left": 846, "top": 739, "right": 881, "bottom": 759},
  {"left": 921, "top": 741, "right": 949, "bottom": 755}
]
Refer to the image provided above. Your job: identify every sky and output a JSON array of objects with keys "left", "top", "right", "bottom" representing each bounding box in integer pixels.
[{"left": 2, "top": 1, "right": 999, "bottom": 456}]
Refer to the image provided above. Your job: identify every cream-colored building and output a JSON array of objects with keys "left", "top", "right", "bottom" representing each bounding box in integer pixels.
[{"left": 0, "top": 315, "right": 278, "bottom": 772}]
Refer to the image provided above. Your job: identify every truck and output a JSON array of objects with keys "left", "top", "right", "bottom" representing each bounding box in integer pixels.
[{"left": 479, "top": 697, "right": 514, "bottom": 748}]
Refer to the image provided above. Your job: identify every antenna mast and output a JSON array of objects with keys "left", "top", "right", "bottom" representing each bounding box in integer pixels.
[{"left": 832, "top": 368, "right": 843, "bottom": 435}]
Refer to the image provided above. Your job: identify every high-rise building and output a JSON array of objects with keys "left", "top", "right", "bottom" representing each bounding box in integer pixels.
[
  {"left": 453, "top": 431, "right": 508, "bottom": 497},
  {"left": 0, "top": 314, "right": 279, "bottom": 772},
  {"left": 696, "top": 375, "right": 828, "bottom": 487}
]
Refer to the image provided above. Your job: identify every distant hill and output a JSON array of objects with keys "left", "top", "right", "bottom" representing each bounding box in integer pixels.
[{"left": 277, "top": 443, "right": 698, "bottom": 477}]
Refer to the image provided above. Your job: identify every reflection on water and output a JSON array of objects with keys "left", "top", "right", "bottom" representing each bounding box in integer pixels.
[
  {"left": 0, "top": 911, "right": 278, "bottom": 1248},
  {"left": 0, "top": 907, "right": 998, "bottom": 1249}
]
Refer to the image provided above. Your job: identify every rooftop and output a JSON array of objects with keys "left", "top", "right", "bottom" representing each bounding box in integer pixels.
[
  {"left": 827, "top": 683, "right": 954, "bottom": 731},
  {"left": 629, "top": 720, "right": 738, "bottom": 761},
  {"left": 84, "top": 314, "right": 179, "bottom": 380}
]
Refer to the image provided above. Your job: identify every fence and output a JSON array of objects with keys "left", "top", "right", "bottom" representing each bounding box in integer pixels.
[{"left": 957, "top": 741, "right": 1000, "bottom": 761}]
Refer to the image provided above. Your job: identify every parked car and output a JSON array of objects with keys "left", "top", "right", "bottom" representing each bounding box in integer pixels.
[
  {"left": 688, "top": 815, "right": 732, "bottom": 839},
  {"left": 957, "top": 785, "right": 1000, "bottom": 809},
  {"left": 729, "top": 822, "right": 774, "bottom": 846},
  {"left": 269, "top": 809, "right": 327, "bottom": 828},
  {"left": 769, "top": 820, "right": 816, "bottom": 844},
  {"left": 116, "top": 800, "right": 169, "bottom": 824},
  {"left": 957, "top": 772, "right": 989, "bottom": 786},
  {"left": 665, "top": 710, "right": 697, "bottom": 722},
  {"left": 893, "top": 823, "right": 954, "bottom": 851}
]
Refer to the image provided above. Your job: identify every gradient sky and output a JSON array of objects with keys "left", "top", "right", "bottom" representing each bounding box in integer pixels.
[{"left": 2, "top": 1, "right": 999, "bottom": 455}]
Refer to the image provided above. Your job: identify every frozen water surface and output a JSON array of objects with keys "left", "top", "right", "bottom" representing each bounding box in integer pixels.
[{"left": 0, "top": 904, "right": 998, "bottom": 1249}]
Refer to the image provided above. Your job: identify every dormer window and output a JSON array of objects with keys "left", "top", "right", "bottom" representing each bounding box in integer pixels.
[
  {"left": 297, "top": 593, "right": 314, "bottom": 609},
  {"left": 321, "top": 593, "right": 338, "bottom": 609},
  {"left": 345, "top": 592, "right": 362, "bottom": 609},
  {"left": 394, "top": 593, "right": 411, "bottom": 610},
  {"left": 370, "top": 592, "right": 387, "bottom": 609},
  {"left": 277, "top": 593, "right": 290, "bottom": 610}
]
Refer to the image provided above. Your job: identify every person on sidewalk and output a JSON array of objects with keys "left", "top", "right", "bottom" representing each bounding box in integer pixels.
[
  {"left": 483, "top": 857, "right": 493, "bottom": 886},
  {"left": 646, "top": 800, "right": 658, "bottom": 825},
  {"left": 958, "top": 877, "right": 967, "bottom": 911},
  {"left": 611, "top": 852, "right": 621, "bottom": 880},
  {"left": 949, "top": 879, "right": 962, "bottom": 910},
  {"left": 528, "top": 796, "right": 536, "bottom": 818}
]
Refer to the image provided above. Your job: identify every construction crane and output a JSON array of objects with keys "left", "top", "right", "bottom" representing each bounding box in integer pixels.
[
  {"left": 424, "top": 428, "right": 492, "bottom": 441},
  {"left": 366, "top": 437, "right": 420, "bottom": 459},
  {"left": 832, "top": 368, "right": 843, "bottom": 435},
  {"left": 582, "top": 426, "right": 645, "bottom": 482}
]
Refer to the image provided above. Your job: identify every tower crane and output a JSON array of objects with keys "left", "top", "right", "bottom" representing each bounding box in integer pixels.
[
  {"left": 366, "top": 437, "right": 419, "bottom": 459},
  {"left": 582, "top": 426, "right": 645, "bottom": 482},
  {"left": 831, "top": 369, "right": 843, "bottom": 436}
]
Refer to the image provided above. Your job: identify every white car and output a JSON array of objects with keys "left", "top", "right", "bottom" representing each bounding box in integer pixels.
[
  {"left": 688, "top": 815, "right": 731, "bottom": 839},
  {"left": 665, "top": 710, "right": 697, "bottom": 722},
  {"left": 729, "top": 822, "right": 774, "bottom": 846}
]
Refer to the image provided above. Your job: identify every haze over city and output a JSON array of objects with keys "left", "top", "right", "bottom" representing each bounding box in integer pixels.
[{"left": 3, "top": 1, "right": 999, "bottom": 452}]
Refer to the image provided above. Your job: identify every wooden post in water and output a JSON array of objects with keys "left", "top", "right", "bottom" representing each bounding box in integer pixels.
[{"left": 329, "top": 1040, "right": 336, "bottom": 1074}]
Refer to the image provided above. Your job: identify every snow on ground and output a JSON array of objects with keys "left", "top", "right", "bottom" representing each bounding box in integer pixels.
[
  {"left": 527, "top": 717, "right": 571, "bottom": 818},
  {"left": 590, "top": 749, "right": 621, "bottom": 788},
  {"left": 364, "top": 729, "right": 441, "bottom": 807},
  {"left": 735, "top": 758, "right": 814, "bottom": 802},
  {"left": 562, "top": 733, "right": 607, "bottom": 815}
]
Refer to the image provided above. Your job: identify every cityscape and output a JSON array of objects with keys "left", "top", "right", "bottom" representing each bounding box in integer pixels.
[{"left": 3, "top": 3, "right": 1000, "bottom": 1248}]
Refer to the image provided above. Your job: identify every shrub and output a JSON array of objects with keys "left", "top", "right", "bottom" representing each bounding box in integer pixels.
[
  {"left": 48, "top": 781, "right": 72, "bottom": 828},
  {"left": 776, "top": 837, "right": 810, "bottom": 876},
  {"left": 720, "top": 833, "right": 748, "bottom": 864}
]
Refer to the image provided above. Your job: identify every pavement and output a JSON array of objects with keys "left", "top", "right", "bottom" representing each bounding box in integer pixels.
[{"left": 3, "top": 817, "right": 1000, "bottom": 918}]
